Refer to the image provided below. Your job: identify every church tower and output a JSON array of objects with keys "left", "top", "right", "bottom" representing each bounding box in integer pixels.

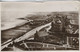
[{"left": 34, "top": 31, "right": 39, "bottom": 41}]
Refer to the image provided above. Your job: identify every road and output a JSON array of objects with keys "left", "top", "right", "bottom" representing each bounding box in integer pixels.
[
  {"left": 14, "top": 22, "right": 51, "bottom": 42},
  {"left": 1, "top": 22, "right": 51, "bottom": 50}
]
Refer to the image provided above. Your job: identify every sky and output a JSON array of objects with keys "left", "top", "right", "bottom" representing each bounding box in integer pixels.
[
  {"left": 1, "top": 1, "right": 79, "bottom": 22},
  {"left": 1, "top": 1, "right": 79, "bottom": 30}
]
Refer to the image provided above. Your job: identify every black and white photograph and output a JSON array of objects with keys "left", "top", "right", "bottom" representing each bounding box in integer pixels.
[{"left": 1, "top": 1, "right": 79, "bottom": 51}]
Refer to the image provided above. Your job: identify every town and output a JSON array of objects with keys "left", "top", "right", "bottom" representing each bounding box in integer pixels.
[{"left": 1, "top": 12, "right": 79, "bottom": 51}]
